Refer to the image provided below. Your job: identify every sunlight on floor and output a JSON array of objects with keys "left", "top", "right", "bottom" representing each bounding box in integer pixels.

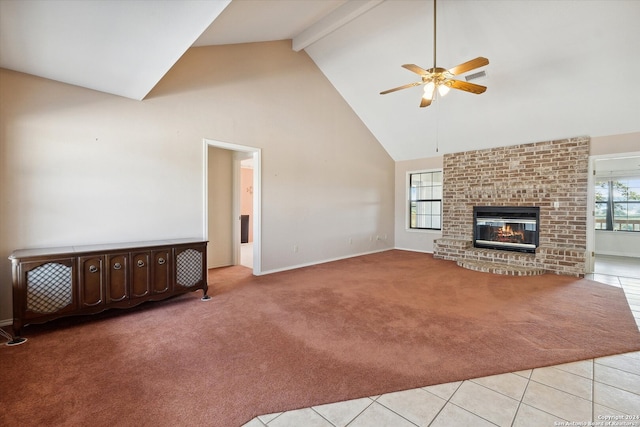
[{"left": 241, "top": 242, "right": 253, "bottom": 268}]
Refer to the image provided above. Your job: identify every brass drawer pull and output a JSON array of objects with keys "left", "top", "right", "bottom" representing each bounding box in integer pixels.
[
  {"left": 157, "top": 257, "right": 166, "bottom": 265},
  {"left": 113, "top": 263, "right": 122, "bottom": 270},
  {"left": 137, "top": 260, "right": 145, "bottom": 268},
  {"left": 89, "top": 265, "right": 98, "bottom": 273}
]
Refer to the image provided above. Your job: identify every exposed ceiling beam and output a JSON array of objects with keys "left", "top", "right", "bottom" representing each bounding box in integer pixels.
[{"left": 292, "top": 0, "right": 384, "bottom": 52}]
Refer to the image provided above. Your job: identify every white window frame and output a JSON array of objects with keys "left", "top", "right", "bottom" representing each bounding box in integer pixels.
[{"left": 406, "top": 169, "right": 443, "bottom": 232}]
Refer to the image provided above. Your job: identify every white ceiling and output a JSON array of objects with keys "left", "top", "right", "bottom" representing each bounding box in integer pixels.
[
  {"left": 0, "top": 0, "right": 232, "bottom": 100},
  {"left": 1, "top": 0, "right": 639, "bottom": 161}
]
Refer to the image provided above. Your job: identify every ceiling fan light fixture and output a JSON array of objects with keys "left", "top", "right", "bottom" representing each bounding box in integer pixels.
[
  {"left": 437, "top": 84, "right": 450, "bottom": 96},
  {"left": 423, "top": 81, "right": 435, "bottom": 98}
]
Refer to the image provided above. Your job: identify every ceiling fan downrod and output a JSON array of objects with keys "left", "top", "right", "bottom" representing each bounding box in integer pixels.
[{"left": 433, "top": 0, "right": 437, "bottom": 70}]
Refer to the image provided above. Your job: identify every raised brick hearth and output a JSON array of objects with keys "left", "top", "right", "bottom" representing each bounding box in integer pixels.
[{"left": 433, "top": 136, "right": 589, "bottom": 276}]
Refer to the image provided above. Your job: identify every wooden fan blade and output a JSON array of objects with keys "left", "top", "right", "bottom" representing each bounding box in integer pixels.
[
  {"left": 380, "top": 81, "right": 422, "bottom": 95},
  {"left": 420, "top": 96, "right": 432, "bottom": 108},
  {"left": 448, "top": 57, "right": 489, "bottom": 76},
  {"left": 402, "top": 64, "right": 429, "bottom": 75},
  {"left": 449, "top": 79, "right": 487, "bottom": 94}
]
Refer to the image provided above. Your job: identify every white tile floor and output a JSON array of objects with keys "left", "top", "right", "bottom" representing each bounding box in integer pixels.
[{"left": 242, "top": 255, "right": 640, "bottom": 427}]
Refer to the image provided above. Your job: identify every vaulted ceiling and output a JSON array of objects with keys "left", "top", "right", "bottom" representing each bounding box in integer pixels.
[{"left": 1, "top": 0, "right": 638, "bottom": 160}]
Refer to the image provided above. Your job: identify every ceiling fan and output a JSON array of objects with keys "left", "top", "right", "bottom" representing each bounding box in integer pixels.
[{"left": 380, "top": 0, "right": 489, "bottom": 108}]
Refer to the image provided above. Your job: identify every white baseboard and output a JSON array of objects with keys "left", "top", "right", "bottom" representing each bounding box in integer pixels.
[
  {"left": 393, "top": 247, "right": 434, "bottom": 254},
  {"left": 258, "top": 248, "right": 392, "bottom": 276},
  {"left": 0, "top": 318, "right": 12, "bottom": 327}
]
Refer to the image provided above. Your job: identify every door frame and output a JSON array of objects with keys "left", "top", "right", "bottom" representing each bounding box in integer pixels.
[
  {"left": 586, "top": 150, "right": 640, "bottom": 274},
  {"left": 203, "top": 138, "right": 262, "bottom": 275},
  {"left": 586, "top": 155, "right": 596, "bottom": 274}
]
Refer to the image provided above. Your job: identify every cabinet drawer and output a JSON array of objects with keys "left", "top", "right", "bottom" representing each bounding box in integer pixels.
[
  {"left": 131, "top": 252, "right": 151, "bottom": 299},
  {"left": 151, "top": 249, "right": 171, "bottom": 295},
  {"left": 107, "top": 253, "right": 129, "bottom": 303},
  {"left": 78, "top": 255, "right": 105, "bottom": 308}
]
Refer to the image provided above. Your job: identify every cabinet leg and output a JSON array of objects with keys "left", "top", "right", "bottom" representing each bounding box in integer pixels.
[
  {"left": 7, "top": 336, "right": 27, "bottom": 346},
  {"left": 4, "top": 323, "right": 27, "bottom": 346},
  {"left": 200, "top": 287, "right": 211, "bottom": 301}
]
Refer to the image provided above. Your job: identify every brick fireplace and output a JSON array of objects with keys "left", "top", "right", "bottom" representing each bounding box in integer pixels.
[{"left": 433, "top": 136, "right": 589, "bottom": 276}]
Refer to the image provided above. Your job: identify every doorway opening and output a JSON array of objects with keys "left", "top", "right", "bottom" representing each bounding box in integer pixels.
[
  {"left": 586, "top": 151, "right": 640, "bottom": 275},
  {"left": 203, "top": 139, "right": 261, "bottom": 275},
  {"left": 239, "top": 156, "right": 254, "bottom": 269}
]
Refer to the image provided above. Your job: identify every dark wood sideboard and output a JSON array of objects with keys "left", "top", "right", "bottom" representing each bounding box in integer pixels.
[{"left": 9, "top": 238, "right": 209, "bottom": 342}]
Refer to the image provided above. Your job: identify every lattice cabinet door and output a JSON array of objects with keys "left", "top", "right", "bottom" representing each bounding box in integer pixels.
[
  {"left": 18, "top": 259, "right": 77, "bottom": 320},
  {"left": 174, "top": 244, "right": 206, "bottom": 289}
]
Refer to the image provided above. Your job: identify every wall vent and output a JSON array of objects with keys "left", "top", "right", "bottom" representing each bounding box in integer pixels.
[{"left": 465, "top": 71, "right": 486, "bottom": 81}]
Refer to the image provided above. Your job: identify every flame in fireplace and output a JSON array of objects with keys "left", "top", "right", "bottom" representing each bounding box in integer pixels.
[{"left": 497, "top": 225, "right": 525, "bottom": 243}]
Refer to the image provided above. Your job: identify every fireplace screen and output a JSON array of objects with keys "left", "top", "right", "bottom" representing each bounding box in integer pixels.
[{"left": 473, "top": 206, "right": 540, "bottom": 253}]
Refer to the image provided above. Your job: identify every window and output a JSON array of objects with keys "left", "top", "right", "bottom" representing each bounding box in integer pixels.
[
  {"left": 595, "top": 177, "right": 640, "bottom": 232},
  {"left": 409, "top": 171, "right": 442, "bottom": 230}
]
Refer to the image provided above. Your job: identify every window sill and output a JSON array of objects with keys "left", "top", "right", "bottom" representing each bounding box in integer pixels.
[{"left": 406, "top": 228, "right": 442, "bottom": 234}]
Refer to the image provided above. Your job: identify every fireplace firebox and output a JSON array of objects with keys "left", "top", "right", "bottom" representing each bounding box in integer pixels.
[{"left": 473, "top": 206, "right": 540, "bottom": 253}]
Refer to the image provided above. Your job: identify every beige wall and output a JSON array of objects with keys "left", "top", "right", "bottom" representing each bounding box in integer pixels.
[
  {"left": 591, "top": 132, "right": 640, "bottom": 156},
  {"left": 0, "top": 41, "right": 395, "bottom": 323}
]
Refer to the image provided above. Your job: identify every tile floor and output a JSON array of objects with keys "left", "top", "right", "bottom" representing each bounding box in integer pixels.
[{"left": 242, "top": 255, "right": 640, "bottom": 427}]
